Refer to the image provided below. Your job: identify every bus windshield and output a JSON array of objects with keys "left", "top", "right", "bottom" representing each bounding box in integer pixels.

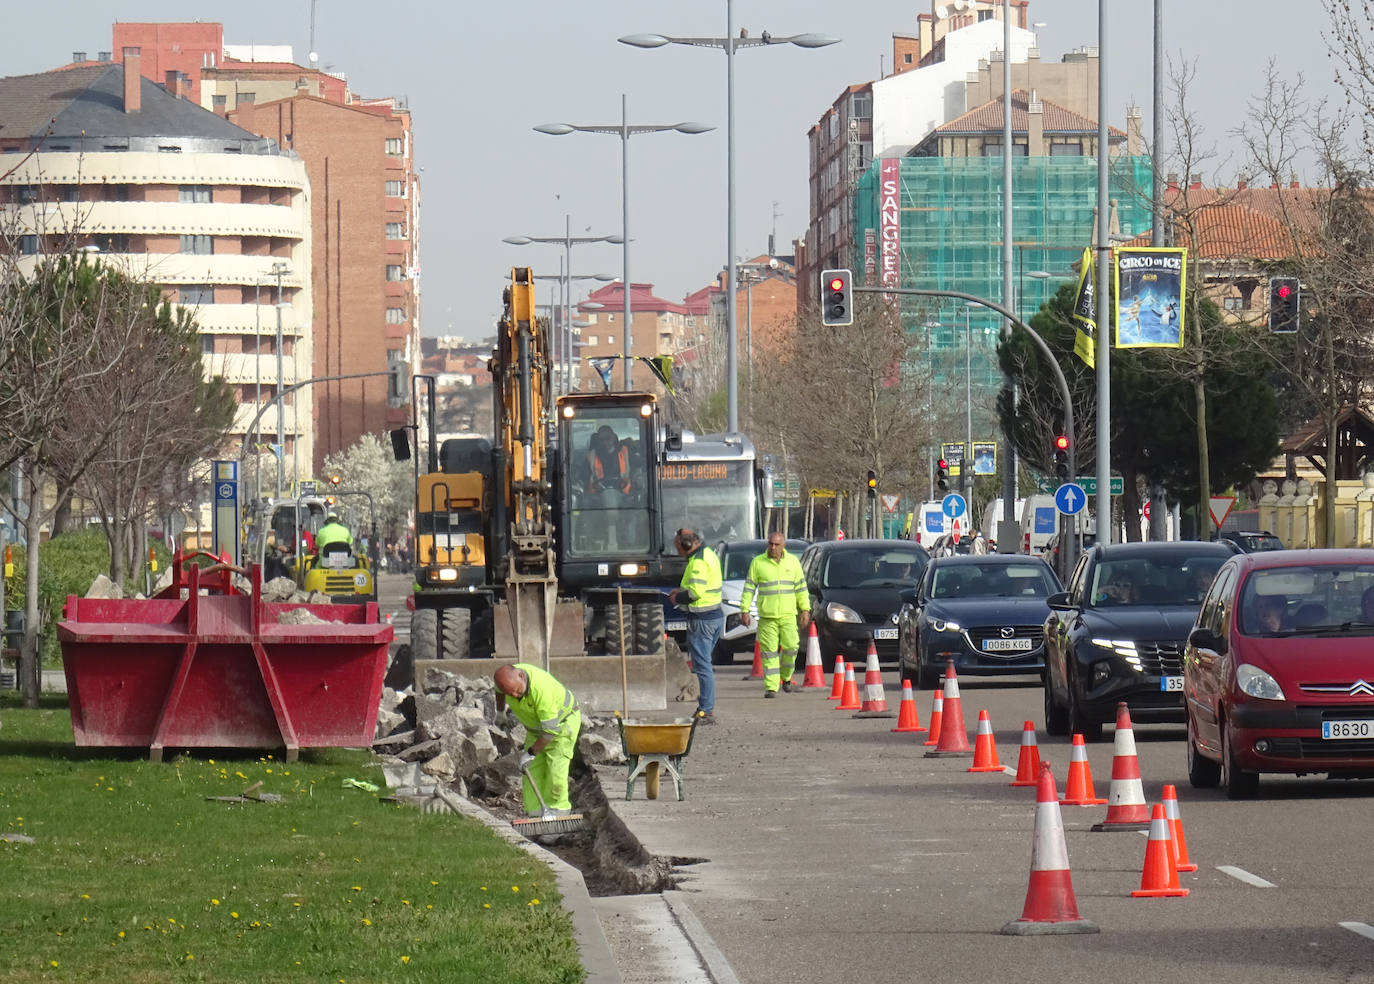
[{"left": 660, "top": 460, "right": 755, "bottom": 547}]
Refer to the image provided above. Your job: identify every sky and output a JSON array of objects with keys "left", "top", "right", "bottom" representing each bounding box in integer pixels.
[{"left": 0, "top": 2, "right": 1346, "bottom": 341}]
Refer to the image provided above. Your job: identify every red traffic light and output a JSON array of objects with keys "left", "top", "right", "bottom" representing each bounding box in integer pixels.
[
  {"left": 937, "top": 458, "right": 947, "bottom": 470},
  {"left": 828, "top": 276, "right": 846, "bottom": 291},
  {"left": 1276, "top": 284, "right": 1293, "bottom": 300},
  {"left": 1054, "top": 435, "right": 1070, "bottom": 451}
]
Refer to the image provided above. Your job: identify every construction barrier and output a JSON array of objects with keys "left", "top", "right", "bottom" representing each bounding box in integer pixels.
[
  {"left": 925, "top": 663, "right": 971, "bottom": 757},
  {"left": 1091, "top": 702, "right": 1151, "bottom": 831},
  {"left": 1060, "top": 734, "right": 1107, "bottom": 806},
  {"left": 1000, "top": 763, "right": 1099, "bottom": 935},
  {"left": 1131, "top": 803, "right": 1189, "bottom": 898},
  {"left": 1009, "top": 720, "right": 1041, "bottom": 786},
  {"left": 891, "top": 680, "right": 926, "bottom": 733}
]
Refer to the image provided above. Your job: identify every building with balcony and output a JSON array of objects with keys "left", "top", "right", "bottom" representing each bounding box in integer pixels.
[{"left": 0, "top": 57, "right": 313, "bottom": 479}]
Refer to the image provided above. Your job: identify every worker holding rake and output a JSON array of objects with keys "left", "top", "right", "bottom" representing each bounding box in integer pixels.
[{"left": 494, "top": 663, "right": 581, "bottom": 815}]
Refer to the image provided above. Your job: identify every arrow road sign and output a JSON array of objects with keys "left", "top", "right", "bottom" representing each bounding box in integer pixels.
[
  {"left": 942, "top": 493, "right": 967, "bottom": 519},
  {"left": 1055, "top": 482, "right": 1087, "bottom": 515}
]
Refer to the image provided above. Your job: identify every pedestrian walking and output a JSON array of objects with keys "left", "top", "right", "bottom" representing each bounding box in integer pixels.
[
  {"left": 669, "top": 528, "right": 724, "bottom": 724},
  {"left": 493, "top": 663, "right": 582, "bottom": 815},
  {"left": 738, "top": 532, "right": 811, "bottom": 697}
]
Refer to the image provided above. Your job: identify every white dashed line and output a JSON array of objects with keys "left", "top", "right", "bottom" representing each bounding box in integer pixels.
[
  {"left": 1339, "top": 921, "right": 1374, "bottom": 942},
  {"left": 1216, "top": 865, "right": 1276, "bottom": 888}
]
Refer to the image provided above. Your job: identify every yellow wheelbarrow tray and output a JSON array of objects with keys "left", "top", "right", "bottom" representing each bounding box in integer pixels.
[{"left": 615, "top": 713, "right": 702, "bottom": 801}]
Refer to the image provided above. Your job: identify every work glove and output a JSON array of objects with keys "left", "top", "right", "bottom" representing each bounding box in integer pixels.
[{"left": 519, "top": 751, "right": 535, "bottom": 770}]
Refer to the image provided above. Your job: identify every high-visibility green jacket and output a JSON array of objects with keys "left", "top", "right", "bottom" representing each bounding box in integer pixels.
[
  {"left": 316, "top": 521, "right": 352, "bottom": 550},
  {"left": 505, "top": 663, "right": 579, "bottom": 743},
  {"left": 679, "top": 545, "right": 723, "bottom": 613},
  {"left": 739, "top": 551, "right": 809, "bottom": 619}
]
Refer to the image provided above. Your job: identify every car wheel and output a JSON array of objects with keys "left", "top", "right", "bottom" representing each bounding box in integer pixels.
[
  {"left": 1185, "top": 714, "right": 1220, "bottom": 789},
  {"left": 1043, "top": 670, "right": 1069, "bottom": 736},
  {"left": 1068, "top": 675, "right": 1103, "bottom": 743},
  {"left": 1221, "top": 720, "right": 1259, "bottom": 799}
]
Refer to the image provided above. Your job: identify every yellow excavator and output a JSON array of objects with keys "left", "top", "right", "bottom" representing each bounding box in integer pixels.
[{"left": 390, "top": 268, "right": 680, "bottom": 708}]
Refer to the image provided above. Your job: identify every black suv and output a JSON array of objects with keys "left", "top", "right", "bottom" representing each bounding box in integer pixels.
[
  {"left": 1041, "top": 540, "right": 1237, "bottom": 741},
  {"left": 1219, "top": 530, "right": 1284, "bottom": 553}
]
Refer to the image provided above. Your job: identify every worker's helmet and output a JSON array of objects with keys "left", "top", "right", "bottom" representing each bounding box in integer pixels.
[{"left": 326, "top": 512, "right": 340, "bottom": 523}]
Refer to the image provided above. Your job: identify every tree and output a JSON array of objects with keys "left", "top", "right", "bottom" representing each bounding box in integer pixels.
[{"left": 322, "top": 433, "right": 415, "bottom": 547}]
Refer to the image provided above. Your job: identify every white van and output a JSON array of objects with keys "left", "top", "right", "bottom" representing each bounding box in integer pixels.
[
  {"left": 980, "top": 498, "right": 1025, "bottom": 550},
  {"left": 1020, "top": 494, "right": 1059, "bottom": 554},
  {"left": 913, "top": 501, "right": 949, "bottom": 550}
]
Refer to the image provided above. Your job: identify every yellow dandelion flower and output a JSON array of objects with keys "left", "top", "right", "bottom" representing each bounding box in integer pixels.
[
  {"left": 401, "top": 899, "right": 410, "bottom": 905},
  {"left": 531, "top": 899, "right": 540, "bottom": 905},
  {"left": 208, "top": 759, "right": 215, "bottom": 765},
  {"left": 479, "top": 886, "right": 487, "bottom": 892},
  {"left": 251, "top": 921, "right": 261, "bottom": 928},
  {"left": 211, "top": 899, "right": 220, "bottom": 906},
  {"left": 230, "top": 912, "right": 239, "bottom": 919},
  {"left": 50, "top": 961, "right": 58, "bottom": 968},
  {"left": 185, "top": 953, "right": 194, "bottom": 961},
  {"left": 362, "top": 918, "right": 372, "bottom": 926},
  {"left": 236, "top": 771, "right": 247, "bottom": 779},
  {"left": 482, "top": 903, "right": 490, "bottom": 909},
  {"left": 351, "top": 886, "right": 362, "bottom": 892},
  {"left": 425, "top": 905, "right": 433, "bottom": 911},
  {"left": 429, "top": 880, "right": 438, "bottom": 886},
  {"left": 81, "top": 894, "right": 90, "bottom": 900},
  {"left": 117, "top": 932, "right": 125, "bottom": 939},
  {"left": 294, "top": 901, "right": 302, "bottom": 908},
  {"left": 265, "top": 768, "right": 273, "bottom": 774},
  {"left": 401, "top": 955, "right": 410, "bottom": 964},
  {"left": 106, "top": 786, "right": 114, "bottom": 791},
  {"left": 511, "top": 886, "right": 519, "bottom": 893},
  {"left": 167, "top": 918, "right": 176, "bottom": 924}
]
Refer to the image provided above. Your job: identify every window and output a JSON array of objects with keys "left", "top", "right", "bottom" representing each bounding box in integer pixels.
[
  {"left": 158, "top": 145, "right": 183, "bottom": 154},
  {"left": 851, "top": 92, "right": 872, "bottom": 118},
  {"left": 385, "top": 180, "right": 404, "bottom": 197},
  {"left": 238, "top": 91, "right": 256, "bottom": 104},
  {"left": 386, "top": 265, "right": 405, "bottom": 282},
  {"left": 978, "top": 9, "right": 993, "bottom": 21},
  {"left": 212, "top": 94, "right": 227, "bottom": 109},
  {"left": 386, "top": 307, "right": 407, "bottom": 324},
  {"left": 179, "top": 285, "right": 214, "bottom": 305},
  {"left": 202, "top": 335, "right": 216, "bottom": 355},
  {"left": 180, "top": 235, "right": 213, "bottom": 255},
  {"left": 179, "top": 185, "right": 212, "bottom": 204},
  {"left": 16, "top": 185, "right": 37, "bottom": 204},
  {"left": 903, "top": 52, "right": 912, "bottom": 64},
  {"left": 586, "top": 336, "right": 598, "bottom": 346},
  {"left": 19, "top": 235, "right": 38, "bottom": 255},
  {"left": 1050, "top": 143, "right": 1084, "bottom": 157},
  {"left": 1224, "top": 296, "right": 1245, "bottom": 311},
  {"left": 385, "top": 137, "right": 403, "bottom": 155},
  {"left": 386, "top": 222, "right": 405, "bottom": 239},
  {"left": 60, "top": 185, "right": 80, "bottom": 203},
  {"left": 93, "top": 234, "right": 129, "bottom": 252}
]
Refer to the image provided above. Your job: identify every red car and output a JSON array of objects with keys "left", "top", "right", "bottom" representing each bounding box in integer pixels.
[{"left": 1184, "top": 548, "right": 1374, "bottom": 798}]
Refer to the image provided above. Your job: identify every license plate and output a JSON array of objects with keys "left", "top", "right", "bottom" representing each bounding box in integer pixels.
[
  {"left": 874, "top": 628, "right": 898, "bottom": 640},
  {"left": 665, "top": 621, "right": 687, "bottom": 632},
  {"left": 1322, "top": 719, "right": 1374, "bottom": 739},
  {"left": 1160, "top": 676, "right": 1184, "bottom": 692},
  {"left": 982, "top": 638, "right": 1032, "bottom": 652}
]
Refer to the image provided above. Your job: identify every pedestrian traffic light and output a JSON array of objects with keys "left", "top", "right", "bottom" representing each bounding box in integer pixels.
[
  {"left": 1268, "top": 276, "right": 1300, "bottom": 333},
  {"left": 820, "top": 268, "right": 853, "bottom": 326},
  {"left": 866, "top": 469, "right": 877, "bottom": 499},
  {"left": 1053, "top": 434, "right": 1070, "bottom": 479},
  {"left": 936, "top": 458, "right": 948, "bottom": 491}
]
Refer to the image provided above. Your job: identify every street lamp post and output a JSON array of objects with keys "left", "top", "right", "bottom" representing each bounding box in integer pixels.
[
  {"left": 535, "top": 97, "right": 712, "bottom": 390},
  {"left": 621, "top": 10, "right": 839, "bottom": 432},
  {"left": 504, "top": 217, "right": 623, "bottom": 393},
  {"left": 534, "top": 272, "right": 615, "bottom": 392},
  {"left": 269, "top": 261, "right": 290, "bottom": 497}
]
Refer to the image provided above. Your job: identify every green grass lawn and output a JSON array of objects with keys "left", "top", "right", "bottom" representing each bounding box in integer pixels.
[{"left": 0, "top": 696, "right": 585, "bottom": 984}]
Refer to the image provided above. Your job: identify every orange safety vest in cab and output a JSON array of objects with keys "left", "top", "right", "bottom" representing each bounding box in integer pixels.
[{"left": 588, "top": 445, "right": 631, "bottom": 494}]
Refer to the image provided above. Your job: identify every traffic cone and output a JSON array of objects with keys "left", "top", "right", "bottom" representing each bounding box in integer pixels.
[
  {"left": 1131, "top": 803, "right": 1188, "bottom": 897},
  {"left": 1009, "top": 721, "right": 1042, "bottom": 786},
  {"left": 925, "top": 663, "right": 972, "bottom": 757},
  {"left": 837, "top": 664, "right": 861, "bottom": 710},
  {"left": 743, "top": 637, "right": 763, "bottom": 680},
  {"left": 1000, "top": 764, "right": 1100, "bottom": 936},
  {"left": 1091, "top": 702, "right": 1151, "bottom": 831},
  {"left": 968, "top": 709, "right": 1005, "bottom": 772},
  {"left": 1060, "top": 734, "right": 1107, "bottom": 806},
  {"left": 1162, "top": 784, "right": 1197, "bottom": 872},
  {"left": 827, "top": 656, "right": 846, "bottom": 700},
  {"left": 801, "top": 623, "right": 827, "bottom": 688},
  {"left": 922, "top": 689, "right": 944, "bottom": 746},
  {"left": 854, "top": 641, "right": 892, "bottom": 716},
  {"left": 890, "top": 680, "right": 926, "bottom": 733}
]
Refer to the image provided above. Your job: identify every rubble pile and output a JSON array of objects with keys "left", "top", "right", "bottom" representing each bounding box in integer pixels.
[{"left": 84, "top": 572, "right": 331, "bottom": 608}]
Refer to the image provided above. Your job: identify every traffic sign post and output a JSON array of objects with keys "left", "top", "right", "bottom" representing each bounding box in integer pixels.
[
  {"left": 941, "top": 493, "right": 967, "bottom": 519},
  {"left": 1037, "top": 475, "right": 1124, "bottom": 496},
  {"left": 1055, "top": 483, "right": 1087, "bottom": 515},
  {"left": 1208, "top": 496, "right": 1237, "bottom": 529},
  {"left": 881, "top": 493, "right": 900, "bottom": 514}
]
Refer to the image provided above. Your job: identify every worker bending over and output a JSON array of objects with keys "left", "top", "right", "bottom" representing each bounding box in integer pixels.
[
  {"left": 494, "top": 663, "right": 582, "bottom": 814},
  {"left": 739, "top": 533, "right": 811, "bottom": 696}
]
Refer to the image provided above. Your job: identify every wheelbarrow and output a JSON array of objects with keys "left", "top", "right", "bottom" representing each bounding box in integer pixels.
[
  {"left": 57, "top": 553, "right": 391, "bottom": 762},
  {"left": 615, "top": 713, "right": 701, "bottom": 801}
]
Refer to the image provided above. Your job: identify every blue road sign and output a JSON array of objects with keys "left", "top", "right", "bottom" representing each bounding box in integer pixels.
[
  {"left": 1055, "top": 482, "right": 1087, "bottom": 515},
  {"left": 941, "top": 493, "right": 967, "bottom": 519}
]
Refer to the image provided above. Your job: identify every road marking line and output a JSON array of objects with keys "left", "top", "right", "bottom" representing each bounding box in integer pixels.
[
  {"left": 1217, "top": 865, "right": 1275, "bottom": 888},
  {"left": 1340, "top": 921, "right": 1374, "bottom": 942}
]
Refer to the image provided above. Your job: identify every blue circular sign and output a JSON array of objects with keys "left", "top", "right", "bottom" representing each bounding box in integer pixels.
[
  {"left": 941, "top": 493, "right": 967, "bottom": 519},
  {"left": 1055, "top": 483, "right": 1087, "bottom": 515}
]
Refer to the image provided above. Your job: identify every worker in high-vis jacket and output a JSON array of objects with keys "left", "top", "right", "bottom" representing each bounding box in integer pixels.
[
  {"left": 493, "top": 663, "right": 582, "bottom": 814},
  {"left": 669, "top": 528, "right": 724, "bottom": 724},
  {"left": 739, "top": 532, "right": 811, "bottom": 697}
]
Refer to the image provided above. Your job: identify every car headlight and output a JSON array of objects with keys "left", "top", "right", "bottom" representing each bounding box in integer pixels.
[
  {"left": 826, "top": 602, "right": 863, "bottom": 624},
  {"left": 1090, "top": 637, "right": 1141, "bottom": 664},
  {"left": 1236, "top": 663, "right": 1285, "bottom": 700},
  {"left": 930, "top": 618, "right": 961, "bottom": 633}
]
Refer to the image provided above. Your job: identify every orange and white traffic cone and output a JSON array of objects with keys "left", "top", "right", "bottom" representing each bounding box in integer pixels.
[
  {"left": 1000, "top": 764, "right": 1100, "bottom": 936},
  {"left": 827, "top": 656, "right": 846, "bottom": 700},
  {"left": 922, "top": 689, "right": 944, "bottom": 746},
  {"left": 1091, "top": 702, "right": 1151, "bottom": 831},
  {"left": 854, "top": 641, "right": 892, "bottom": 716},
  {"left": 1161, "top": 784, "right": 1197, "bottom": 872},
  {"left": 837, "top": 663, "right": 861, "bottom": 710},
  {"left": 801, "top": 623, "right": 827, "bottom": 688},
  {"left": 1009, "top": 721, "right": 1042, "bottom": 787},
  {"left": 891, "top": 680, "right": 926, "bottom": 733},
  {"left": 925, "top": 663, "right": 972, "bottom": 757},
  {"left": 1131, "top": 803, "right": 1188, "bottom": 897},
  {"left": 968, "top": 709, "right": 1005, "bottom": 773},
  {"left": 1060, "top": 734, "right": 1107, "bottom": 806},
  {"left": 744, "top": 637, "right": 763, "bottom": 680}
]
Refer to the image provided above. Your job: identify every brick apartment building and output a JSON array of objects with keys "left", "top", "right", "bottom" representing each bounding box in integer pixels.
[
  {"left": 573, "top": 282, "right": 692, "bottom": 393},
  {"left": 74, "top": 23, "right": 420, "bottom": 476}
]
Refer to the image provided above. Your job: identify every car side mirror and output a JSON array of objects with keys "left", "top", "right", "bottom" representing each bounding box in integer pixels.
[
  {"left": 1046, "top": 591, "right": 1075, "bottom": 612},
  {"left": 899, "top": 587, "right": 918, "bottom": 605},
  {"left": 1188, "top": 626, "right": 1225, "bottom": 654}
]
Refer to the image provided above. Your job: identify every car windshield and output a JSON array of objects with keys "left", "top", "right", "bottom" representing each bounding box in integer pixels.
[
  {"left": 822, "top": 548, "right": 927, "bottom": 588},
  {"left": 929, "top": 563, "right": 1056, "bottom": 599},
  {"left": 721, "top": 542, "right": 766, "bottom": 580},
  {"left": 1087, "top": 555, "right": 1224, "bottom": 608},
  {"left": 1240, "top": 564, "right": 1374, "bottom": 635}
]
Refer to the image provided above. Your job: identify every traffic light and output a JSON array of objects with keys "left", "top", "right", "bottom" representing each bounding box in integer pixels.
[
  {"left": 936, "top": 458, "right": 948, "bottom": 492},
  {"left": 329, "top": 474, "right": 342, "bottom": 487},
  {"left": 820, "top": 268, "right": 853, "bottom": 326},
  {"left": 866, "top": 469, "right": 877, "bottom": 499},
  {"left": 1268, "top": 276, "right": 1300, "bottom": 333},
  {"left": 1053, "top": 434, "right": 1070, "bottom": 479}
]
